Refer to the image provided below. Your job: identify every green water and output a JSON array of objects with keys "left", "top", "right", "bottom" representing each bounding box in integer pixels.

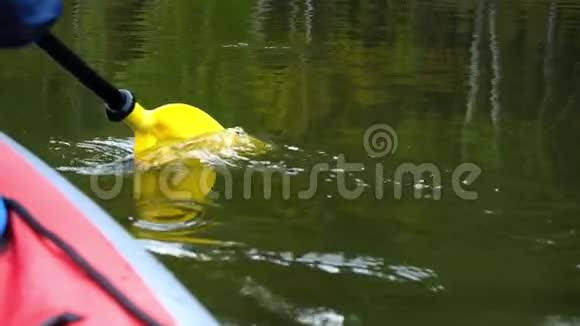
[{"left": 2, "top": 0, "right": 580, "bottom": 324}]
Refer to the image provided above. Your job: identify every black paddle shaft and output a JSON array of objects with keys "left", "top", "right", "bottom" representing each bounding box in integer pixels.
[{"left": 35, "top": 32, "right": 135, "bottom": 121}]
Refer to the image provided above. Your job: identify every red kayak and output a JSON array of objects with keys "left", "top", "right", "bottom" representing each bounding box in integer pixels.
[{"left": 0, "top": 133, "right": 218, "bottom": 326}]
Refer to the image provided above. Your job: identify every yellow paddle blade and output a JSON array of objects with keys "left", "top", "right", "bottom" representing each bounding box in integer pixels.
[
  {"left": 123, "top": 103, "right": 271, "bottom": 227},
  {"left": 123, "top": 102, "right": 225, "bottom": 157}
]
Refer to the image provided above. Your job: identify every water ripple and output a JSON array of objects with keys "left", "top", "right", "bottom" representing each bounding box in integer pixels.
[
  {"left": 140, "top": 239, "right": 443, "bottom": 290},
  {"left": 240, "top": 277, "right": 350, "bottom": 326}
]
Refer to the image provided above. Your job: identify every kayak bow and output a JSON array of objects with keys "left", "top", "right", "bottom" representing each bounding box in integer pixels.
[{"left": 0, "top": 133, "right": 218, "bottom": 326}]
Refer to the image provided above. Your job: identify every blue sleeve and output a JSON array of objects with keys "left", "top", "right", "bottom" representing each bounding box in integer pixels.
[
  {"left": 0, "top": 0, "right": 63, "bottom": 47},
  {"left": 0, "top": 198, "right": 7, "bottom": 239}
]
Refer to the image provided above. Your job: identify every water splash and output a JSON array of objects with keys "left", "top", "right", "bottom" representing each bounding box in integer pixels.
[
  {"left": 50, "top": 137, "right": 134, "bottom": 175},
  {"left": 50, "top": 127, "right": 269, "bottom": 174},
  {"left": 136, "top": 127, "right": 270, "bottom": 169}
]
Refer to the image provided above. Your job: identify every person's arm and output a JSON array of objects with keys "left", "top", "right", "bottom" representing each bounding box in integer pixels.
[{"left": 0, "top": 0, "right": 63, "bottom": 48}]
